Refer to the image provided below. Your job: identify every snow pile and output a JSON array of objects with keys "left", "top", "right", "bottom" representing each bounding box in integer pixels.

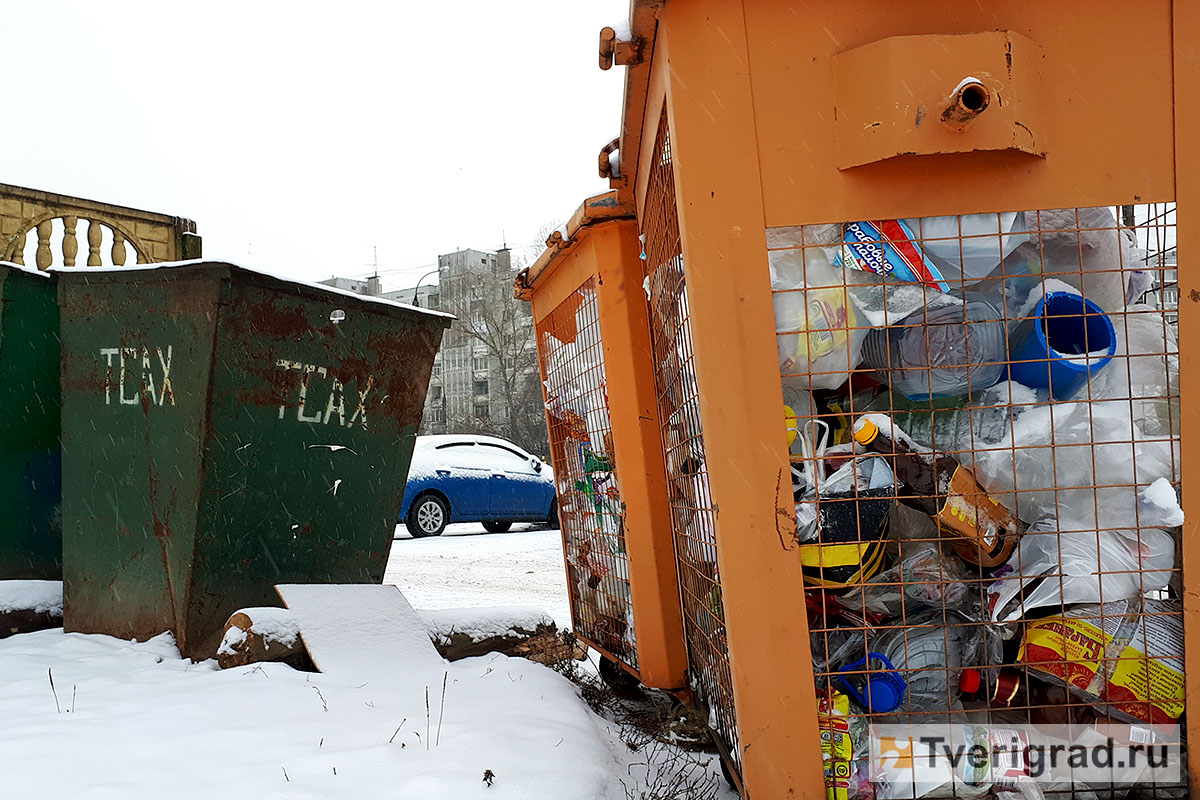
[
  {"left": 216, "top": 606, "right": 300, "bottom": 656},
  {"left": 276, "top": 584, "right": 444, "bottom": 679},
  {"left": 1016, "top": 277, "right": 1080, "bottom": 317},
  {"left": 0, "top": 580, "right": 63, "bottom": 616},
  {"left": 0, "top": 629, "right": 628, "bottom": 798},
  {"left": 216, "top": 625, "right": 247, "bottom": 656},
  {"left": 419, "top": 606, "right": 555, "bottom": 646}
]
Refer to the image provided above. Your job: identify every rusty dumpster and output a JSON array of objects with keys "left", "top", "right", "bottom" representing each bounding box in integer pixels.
[{"left": 56, "top": 261, "right": 451, "bottom": 658}]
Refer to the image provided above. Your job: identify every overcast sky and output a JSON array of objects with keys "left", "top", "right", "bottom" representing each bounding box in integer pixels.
[{"left": 4, "top": 1, "right": 628, "bottom": 289}]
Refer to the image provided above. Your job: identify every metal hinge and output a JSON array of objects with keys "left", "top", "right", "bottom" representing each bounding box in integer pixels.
[{"left": 599, "top": 26, "right": 643, "bottom": 70}]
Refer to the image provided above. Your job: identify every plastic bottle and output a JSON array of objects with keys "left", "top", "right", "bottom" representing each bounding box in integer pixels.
[
  {"left": 852, "top": 414, "right": 1022, "bottom": 568},
  {"left": 860, "top": 291, "right": 1006, "bottom": 401},
  {"left": 850, "top": 623, "right": 965, "bottom": 714},
  {"left": 902, "top": 212, "right": 1029, "bottom": 286},
  {"left": 863, "top": 380, "right": 1040, "bottom": 456},
  {"left": 959, "top": 667, "right": 1023, "bottom": 708}
]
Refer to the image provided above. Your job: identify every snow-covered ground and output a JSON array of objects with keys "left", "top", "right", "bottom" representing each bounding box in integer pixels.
[
  {"left": 0, "top": 522, "right": 734, "bottom": 799},
  {"left": 385, "top": 522, "right": 572, "bottom": 628}
]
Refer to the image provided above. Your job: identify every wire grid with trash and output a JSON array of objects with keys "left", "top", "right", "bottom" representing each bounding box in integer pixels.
[
  {"left": 536, "top": 278, "right": 637, "bottom": 668},
  {"left": 641, "top": 108, "right": 740, "bottom": 771},
  {"left": 773, "top": 204, "right": 1183, "bottom": 799}
]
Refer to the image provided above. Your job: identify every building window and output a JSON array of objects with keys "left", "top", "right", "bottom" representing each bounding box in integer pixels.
[
  {"left": 431, "top": 385, "right": 443, "bottom": 401},
  {"left": 474, "top": 379, "right": 489, "bottom": 396},
  {"left": 474, "top": 402, "right": 490, "bottom": 420},
  {"left": 473, "top": 356, "right": 488, "bottom": 372},
  {"left": 428, "top": 293, "right": 439, "bottom": 308}
]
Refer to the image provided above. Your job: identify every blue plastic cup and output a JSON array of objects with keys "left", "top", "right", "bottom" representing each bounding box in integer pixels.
[{"left": 1008, "top": 292, "right": 1116, "bottom": 400}]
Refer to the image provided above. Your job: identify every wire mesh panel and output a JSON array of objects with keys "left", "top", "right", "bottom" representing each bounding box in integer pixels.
[
  {"left": 772, "top": 203, "right": 1183, "bottom": 797},
  {"left": 641, "top": 109, "right": 740, "bottom": 768},
  {"left": 537, "top": 278, "right": 637, "bottom": 667}
]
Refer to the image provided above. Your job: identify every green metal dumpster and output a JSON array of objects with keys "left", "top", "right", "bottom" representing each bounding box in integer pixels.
[
  {"left": 0, "top": 262, "right": 62, "bottom": 580},
  {"left": 57, "top": 262, "right": 451, "bottom": 657}
]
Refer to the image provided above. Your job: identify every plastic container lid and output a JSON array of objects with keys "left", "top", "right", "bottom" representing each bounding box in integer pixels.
[{"left": 865, "top": 676, "right": 903, "bottom": 712}]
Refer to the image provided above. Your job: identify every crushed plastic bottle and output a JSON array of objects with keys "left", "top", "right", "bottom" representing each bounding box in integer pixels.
[{"left": 860, "top": 291, "right": 1007, "bottom": 401}]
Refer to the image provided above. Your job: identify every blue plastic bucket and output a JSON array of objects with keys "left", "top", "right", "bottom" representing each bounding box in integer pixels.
[{"left": 1008, "top": 292, "right": 1116, "bottom": 400}]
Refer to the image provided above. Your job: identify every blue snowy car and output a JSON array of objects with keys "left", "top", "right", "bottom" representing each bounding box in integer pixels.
[{"left": 399, "top": 435, "right": 558, "bottom": 537}]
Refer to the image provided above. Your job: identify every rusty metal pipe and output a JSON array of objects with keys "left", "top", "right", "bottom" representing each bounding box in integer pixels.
[{"left": 940, "top": 77, "right": 991, "bottom": 126}]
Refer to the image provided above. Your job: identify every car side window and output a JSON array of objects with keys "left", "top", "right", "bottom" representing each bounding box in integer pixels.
[
  {"left": 479, "top": 443, "right": 538, "bottom": 475},
  {"left": 434, "top": 442, "right": 485, "bottom": 470}
]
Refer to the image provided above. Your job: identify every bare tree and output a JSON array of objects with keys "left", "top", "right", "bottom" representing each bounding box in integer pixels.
[{"left": 439, "top": 253, "right": 548, "bottom": 455}]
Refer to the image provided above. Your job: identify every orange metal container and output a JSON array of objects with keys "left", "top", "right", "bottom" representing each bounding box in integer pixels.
[
  {"left": 517, "top": 192, "right": 688, "bottom": 691},
  {"left": 525, "top": 3, "right": 1196, "bottom": 797}
]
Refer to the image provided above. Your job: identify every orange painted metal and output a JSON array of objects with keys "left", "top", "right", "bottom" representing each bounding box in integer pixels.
[
  {"left": 610, "top": 2, "right": 1187, "bottom": 799},
  {"left": 654, "top": 4, "right": 827, "bottom": 795},
  {"left": 1173, "top": 2, "right": 1199, "bottom": 794},
  {"left": 524, "top": 194, "right": 689, "bottom": 691},
  {"left": 832, "top": 31, "right": 1044, "bottom": 169},
  {"left": 545, "top": 2, "right": 1199, "bottom": 797},
  {"left": 742, "top": 1, "right": 1174, "bottom": 225}
]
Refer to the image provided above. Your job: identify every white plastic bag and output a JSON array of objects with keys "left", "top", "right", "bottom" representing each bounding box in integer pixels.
[
  {"left": 771, "top": 245, "right": 867, "bottom": 390},
  {"left": 969, "top": 396, "right": 1179, "bottom": 530},
  {"left": 1102, "top": 304, "right": 1180, "bottom": 437},
  {"left": 1026, "top": 207, "right": 1143, "bottom": 313},
  {"left": 987, "top": 517, "right": 1175, "bottom": 624}
]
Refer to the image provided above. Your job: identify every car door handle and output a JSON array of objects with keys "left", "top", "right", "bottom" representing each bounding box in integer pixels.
[
  {"left": 436, "top": 469, "right": 451, "bottom": 477},
  {"left": 491, "top": 471, "right": 505, "bottom": 478}
]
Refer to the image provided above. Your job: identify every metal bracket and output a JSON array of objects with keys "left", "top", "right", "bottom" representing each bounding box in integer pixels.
[
  {"left": 598, "top": 137, "right": 621, "bottom": 179},
  {"left": 599, "top": 26, "right": 643, "bottom": 70}
]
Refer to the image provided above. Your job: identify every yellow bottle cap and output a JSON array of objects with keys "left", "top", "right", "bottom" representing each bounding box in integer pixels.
[{"left": 853, "top": 417, "right": 879, "bottom": 446}]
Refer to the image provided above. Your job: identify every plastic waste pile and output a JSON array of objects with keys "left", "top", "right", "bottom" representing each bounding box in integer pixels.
[
  {"left": 540, "top": 287, "right": 637, "bottom": 660},
  {"left": 773, "top": 208, "right": 1184, "bottom": 800}
]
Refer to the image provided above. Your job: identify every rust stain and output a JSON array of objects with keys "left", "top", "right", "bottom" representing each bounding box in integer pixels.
[
  {"left": 243, "top": 295, "right": 320, "bottom": 341},
  {"left": 143, "top": 392, "right": 179, "bottom": 641},
  {"left": 774, "top": 469, "right": 797, "bottom": 551}
]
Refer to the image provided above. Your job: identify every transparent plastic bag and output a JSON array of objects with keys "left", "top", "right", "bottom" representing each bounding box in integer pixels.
[
  {"left": 1026, "top": 207, "right": 1143, "bottom": 313},
  {"left": 902, "top": 212, "right": 1029, "bottom": 285},
  {"left": 964, "top": 390, "right": 1180, "bottom": 530},
  {"left": 771, "top": 245, "right": 868, "bottom": 390},
  {"left": 839, "top": 535, "right": 978, "bottom": 621}
]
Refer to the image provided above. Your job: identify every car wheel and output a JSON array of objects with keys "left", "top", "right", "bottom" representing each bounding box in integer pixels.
[
  {"left": 406, "top": 494, "right": 448, "bottom": 538},
  {"left": 482, "top": 521, "right": 512, "bottom": 533},
  {"left": 546, "top": 498, "right": 559, "bottom": 529}
]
